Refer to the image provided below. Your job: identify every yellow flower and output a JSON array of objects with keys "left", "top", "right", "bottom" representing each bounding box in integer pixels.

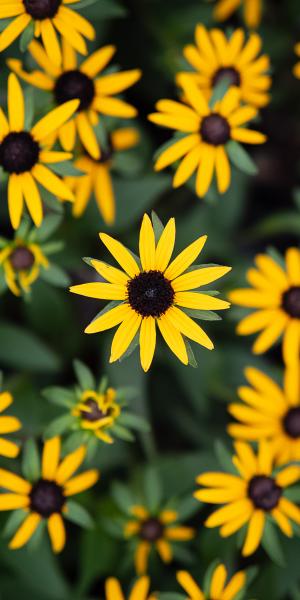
[
  {"left": 178, "top": 25, "right": 271, "bottom": 108},
  {"left": 195, "top": 440, "right": 300, "bottom": 557},
  {"left": 214, "top": 0, "right": 262, "bottom": 29},
  {"left": 72, "top": 387, "right": 120, "bottom": 444},
  {"left": 124, "top": 505, "right": 195, "bottom": 574},
  {"left": 70, "top": 213, "right": 231, "bottom": 371},
  {"left": 66, "top": 127, "right": 139, "bottom": 224},
  {"left": 228, "top": 364, "right": 300, "bottom": 466},
  {"left": 0, "top": 0, "right": 95, "bottom": 66},
  {"left": 0, "top": 73, "right": 78, "bottom": 229},
  {"left": 0, "top": 391, "right": 21, "bottom": 458},
  {"left": 0, "top": 436, "right": 99, "bottom": 553},
  {"left": 0, "top": 238, "right": 49, "bottom": 296},
  {"left": 293, "top": 43, "right": 300, "bottom": 79},
  {"left": 177, "top": 564, "right": 246, "bottom": 600},
  {"left": 104, "top": 576, "right": 156, "bottom": 600},
  {"left": 229, "top": 248, "right": 300, "bottom": 365},
  {"left": 8, "top": 40, "right": 141, "bottom": 160},
  {"left": 149, "top": 77, "right": 266, "bottom": 197}
]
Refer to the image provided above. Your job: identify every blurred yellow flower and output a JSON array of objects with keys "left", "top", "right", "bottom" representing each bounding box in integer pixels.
[
  {"left": 0, "top": 392, "right": 21, "bottom": 458},
  {"left": 105, "top": 577, "right": 156, "bottom": 600},
  {"left": 72, "top": 387, "right": 120, "bottom": 444},
  {"left": 0, "top": 238, "right": 49, "bottom": 296},
  {"left": 214, "top": 0, "right": 262, "bottom": 29},
  {"left": 293, "top": 43, "right": 300, "bottom": 79},
  {"left": 177, "top": 564, "right": 246, "bottom": 600}
]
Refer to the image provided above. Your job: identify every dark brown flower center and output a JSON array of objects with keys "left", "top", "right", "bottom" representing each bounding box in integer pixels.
[
  {"left": 54, "top": 70, "right": 95, "bottom": 111},
  {"left": 140, "top": 518, "right": 164, "bottom": 542},
  {"left": 80, "top": 398, "right": 106, "bottom": 422},
  {"left": 127, "top": 270, "right": 175, "bottom": 317},
  {"left": 24, "top": 0, "right": 61, "bottom": 19},
  {"left": 212, "top": 67, "right": 241, "bottom": 88},
  {"left": 0, "top": 132, "right": 40, "bottom": 174},
  {"left": 282, "top": 286, "right": 300, "bottom": 318},
  {"left": 201, "top": 114, "right": 231, "bottom": 146},
  {"left": 30, "top": 479, "right": 65, "bottom": 517},
  {"left": 283, "top": 407, "right": 300, "bottom": 438},
  {"left": 10, "top": 247, "right": 35, "bottom": 271},
  {"left": 248, "top": 475, "right": 282, "bottom": 511}
]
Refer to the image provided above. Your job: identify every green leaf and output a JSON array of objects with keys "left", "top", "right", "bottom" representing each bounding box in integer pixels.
[
  {"left": 262, "top": 519, "right": 286, "bottom": 567},
  {"left": 40, "top": 264, "right": 70, "bottom": 288},
  {"left": 2, "top": 510, "right": 27, "bottom": 538},
  {"left": 43, "top": 414, "right": 74, "bottom": 439},
  {"left": 151, "top": 211, "right": 164, "bottom": 241},
  {"left": 177, "top": 495, "right": 200, "bottom": 520},
  {"left": 203, "top": 559, "right": 221, "bottom": 596},
  {"left": 24, "top": 86, "right": 35, "bottom": 131},
  {"left": 118, "top": 412, "right": 150, "bottom": 432},
  {"left": 19, "top": 20, "right": 35, "bottom": 52},
  {"left": 74, "top": 0, "right": 127, "bottom": 18},
  {"left": 144, "top": 467, "right": 162, "bottom": 512},
  {"left": 0, "top": 322, "right": 61, "bottom": 372},
  {"left": 22, "top": 438, "right": 40, "bottom": 482},
  {"left": 50, "top": 162, "right": 84, "bottom": 177},
  {"left": 185, "top": 339, "right": 198, "bottom": 368},
  {"left": 63, "top": 431, "right": 87, "bottom": 454},
  {"left": 111, "top": 481, "right": 134, "bottom": 514},
  {"left": 41, "top": 241, "right": 64, "bottom": 255},
  {"left": 226, "top": 140, "right": 258, "bottom": 175},
  {"left": 42, "top": 386, "right": 75, "bottom": 408},
  {"left": 35, "top": 214, "right": 62, "bottom": 242},
  {"left": 182, "top": 308, "right": 222, "bottom": 321},
  {"left": 65, "top": 500, "right": 94, "bottom": 529},
  {"left": 266, "top": 246, "right": 286, "bottom": 269},
  {"left": 0, "top": 18, "right": 13, "bottom": 32},
  {"left": 73, "top": 359, "right": 95, "bottom": 390},
  {"left": 209, "top": 76, "right": 231, "bottom": 106},
  {"left": 112, "top": 424, "right": 135, "bottom": 441},
  {"left": 214, "top": 439, "right": 236, "bottom": 474}
]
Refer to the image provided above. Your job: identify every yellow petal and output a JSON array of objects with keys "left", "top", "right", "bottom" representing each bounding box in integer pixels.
[
  {"left": 8, "top": 73, "right": 24, "bottom": 131},
  {"left": 110, "top": 310, "right": 142, "bottom": 363},
  {"left": 94, "top": 164, "right": 115, "bottom": 224},
  {"left": 172, "top": 265, "right": 231, "bottom": 292},
  {"left": 177, "top": 571, "right": 205, "bottom": 600},
  {"left": 166, "top": 306, "right": 214, "bottom": 350},
  {"left": 85, "top": 303, "right": 131, "bottom": 335},
  {"left": 164, "top": 235, "right": 207, "bottom": 280},
  {"left": 48, "top": 513, "right": 66, "bottom": 553},
  {"left": 100, "top": 233, "right": 140, "bottom": 278},
  {"left": 55, "top": 446, "right": 86, "bottom": 485},
  {"left": 210, "top": 564, "right": 227, "bottom": 598},
  {"left": 157, "top": 312, "right": 188, "bottom": 365},
  {"left": 140, "top": 317, "right": 156, "bottom": 372},
  {"left": 8, "top": 174, "right": 24, "bottom": 230},
  {"left": 242, "top": 510, "right": 265, "bottom": 556},
  {"left": 0, "top": 13, "right": 31, "bottom": 52},
  {"left": 42, "top": 436, "right": 61, "bottom": 480},
  {"left": 76, "top": 111, "right": 100, "bottom": 159},
  {"left": 139, "top": 214, "right": 156, "bottom": 270},
  {"left": 135, "top": 541, "right": 151, "bottom": 575},
  {"left": 32, "top": 164, "right": 74, "bottom": 201},
  {"left": 20, "top": 172, "right": 43, "bottom": 227},
  {"left": 40, "top": 19, "right": 62, "bottom": 67},
  {"left": 129, "top": 576, "right": 151, "bottom": 600},
  {"left": 154, "top": 134, "right": 200, "bottom": 171},
  {"left": 105, "top": 578, "right": 125, "bottom": 600},
  {"left": 175, "top": 291, "right": 230, "bottom": 310},
  {"left": 63, "top": 469, "right": 99, "bottom": 496},
  {"left": 70, "top": 282, "right": 126, "bottom": 300},
  {"left": 155, "top": 217, "right": 176, "bottom": 272},
  {"left": 0, "top": 468, "right": 30, "bottom": 494},
  {"left": 80, "top": 45, "right": 116, "bottom": 78},
  {"left": 9, "top": 512, "right": 41, "bottom": 550},
  {"left": 31, "top": 99, "right": 79, "bottom": 141}
]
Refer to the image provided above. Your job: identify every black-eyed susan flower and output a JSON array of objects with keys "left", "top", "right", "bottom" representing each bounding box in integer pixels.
[
  {"left": 104, "top": 577, "right": 156, "bottom": 600},
  {"left": 8, "top": 40, "right": 141, "bottom": 160},
  {"left": 149, "top": 77, "right": 266, "bottom": 197},
  {"left": 195, "top": 440, "right": 300, "bottom": 557},
  {"left": 0, "top": 436, "right": 99, "bottom": 553},
  {"left": 43, "top": 359, "right": 148, "bottom": 450},
  {"left": 229, "top": 248, "right": 300, "bottom": 365},
  {"left": 178, "top": 25, "right": 271, "bottom": 108},
  {"left": 0, "top": 390, "right": 21, "bottom": 458},
  {"left": 124, "top": 504, "right": 195, "bottom": 574},
  {"left": 228, "top": 364, "right": 300, "bottom": 466},
  {"left": 70, "top": 213, "right": 231, "bottom": 371},
  {"left": 66, "top": 127, "right": 139, "bottom": 224},
  {"left": 0, "top": 74, "right": 78, "bottom": 229},
  {"left": 177, "top": 563, "right": 246, "bottom": 600},
  {"left": 214, "top": 0, "right": 262, "bottom": 29},
  {"left": 293, "top": 43, "right": 300, "bottom": 79},
  {"left": 0, "top": 0, "right": 95, "bottom": 66}
]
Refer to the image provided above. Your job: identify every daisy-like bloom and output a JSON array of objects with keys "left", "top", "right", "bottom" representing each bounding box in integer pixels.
[
  {"left": 8, "top": 40, "right": 141, "bottom": 160},
  {"left": 0, "top": 74, "right": 78, "bottom": 229},
  {"left": 293, "top": 43, "right": 300, "bottom": 79},
  {"left": 229, "top": 248, "right": 300, "bottom": 365},
  {"left": 124, "top": 504, "right": 195, "bottom": 574},
  {"left": 195, "top": 440, "right": 300, "bottom": 557},
  {"left": 71, "top": 387, "right": 121, "bottom": 444},
  {"left": 0, "top": 436, "right": 99, "bottom": 553},
  {"left": 228, "top": 364, "right": 300, "bottom": 466},
  {"left": 105, "top": 577, "right": 156, "bottom": 600},
  {"left": 177, "top": 564, "right": 246, "bottom": 600},
  {"left": 70, "top": 213, "right": 231, "bottom": 371},
  {"left": 66, "top": 127, "right": 139, "bottom": 224},
  {"left": 0, "top": 0, "right": 95, "bottom": 66},
  {"left": 0, "top": 391, "right": 21, "bottom": 458},
  {"left": 214, "top": 0, "right": 262, "bottom": 29},
  {"left": 178, "top": 25, "right": 271, "bottom": 108},
  {"left": 0, "top": 237, "right": 49, "bottom": 296},
  {"left": 149, "top": 76, "right": 266, "bottom": 197}
]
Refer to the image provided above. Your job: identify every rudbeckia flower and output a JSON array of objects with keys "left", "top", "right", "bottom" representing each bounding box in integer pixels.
[
  {"left": 71, "top": 387, "right": 121, "bottom": 444},
  {"left": 214, "top": 0, "right": 262, "bottom": 29},
  {"left": 293, "top": 43, "right": 300, "bottom": 79},
  {"left": 149, "top": 77, "right": 266, "bottom": 197},
  {"left": 0, "top": 436, "right": 99, "bottom": 553},
  {"left": 0, "top": 0, "right": 95, "bottom": 66},
  {"left": 0, "top": 391, "right": 21, "bottom": 458},
  {"left": 177, "top": 564, "right": 246, "bottom": 600},
  {"left": 0, "top": 74, "right": 78, "bottom": 229},
  {"left": 105, "top": 577, "right": 156, "bottom": 600},
  {"left": 178, "top": 25, "right": 271, "bottom": 108},
  {"left": 70, "top": 213, "right": 231, "bottom": 371},
  {"left": 66, "top": 127, "right": 139, "bottom": 224},
  {"left": 195, "top": 440, "right": 300, "bottom": 557},
  {"left": 0, "top": 237, "right": 49, "bottom": 296},
  {"left": 8, "top": 40, "right": 141, "bottom": 160},
  {"left": 228, "top": 364, "right": 300, "bottom": 466},
  {"left": 229, "top": 248, "right": 300, "bottom": 365},
  {"left": 124, "top": 504, "right": 195, "bottom": 574}
]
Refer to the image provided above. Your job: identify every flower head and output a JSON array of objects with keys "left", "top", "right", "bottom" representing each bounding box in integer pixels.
[
  {"left": 104, "top": 577, "right": 156, "bottom": 600},
  {"left": 178, "top": 25, "right": 271, "bottom": 108},
  {"left": 149, "top": 77, "right": 266, "bottom": 197},
  {"left": 0, "top": 235, "right": 49, "bottom": 296},
  {"left": 66, "top": 127, "right": 139, "bottom": 224},
  {"left": 214, "top": 0, "right": 262, "bottom": 29},
  {"left": 0, "top": 74, "right": 78, "bottom": 229},
  {"left": 70, "top": 213, "right": 231, "bottom": 371},
  {"left": 0, "top": 391, "right": 21, "bottom": 458},
  {"left": 195, "top": 440, "right": 300, "bottom": 556},
  {"left": 177, "top": 563, "right": 246, "bottom": 600},
  {"left": 0, "top": 0, "right": 95, "bottom": 66},
  {"left": 293, "top": 43, "right": 300, "bottom": 79},
  {"left": 229, "top": 248, "right": 300, "bottom": 365},
  {"left": 8, "top": 40, "right": 141, "bottom": 160},
  {"left": 0, "top": 436, "right": 99, "bottom": 553}
]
